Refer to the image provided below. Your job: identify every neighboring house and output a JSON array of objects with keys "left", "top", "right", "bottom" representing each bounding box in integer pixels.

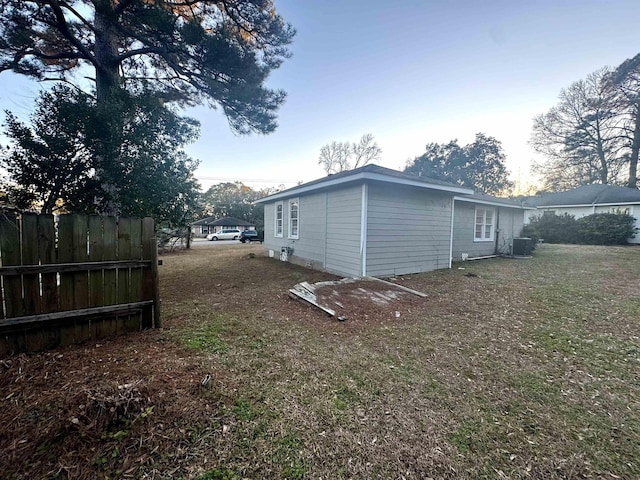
[
  {"left": 255, "top": 165, "right": 527, "bottom": 278},
  {"left": 190, "top": 216, "right": 255, "bottom": 238},
  {"left": 523, "top": 184, "right": 640, "bottom": 244}
]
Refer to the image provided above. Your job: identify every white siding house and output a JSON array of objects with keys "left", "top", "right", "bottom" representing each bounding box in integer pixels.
[
  {"left": 523, "top": 184, "right": 640, "bottom": 244},
  {"left": 257, "top": 165, "right": 528, "bottom": 278}
]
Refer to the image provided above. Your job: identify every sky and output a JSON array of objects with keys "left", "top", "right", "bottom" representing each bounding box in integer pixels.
[{"left": 2, "top": 0, "right": 640, "bottom": 193}]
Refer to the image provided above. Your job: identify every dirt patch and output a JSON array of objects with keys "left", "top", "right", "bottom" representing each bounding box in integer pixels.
[{"left": 299, "top": 278, "right": 426, "bottom": 324}]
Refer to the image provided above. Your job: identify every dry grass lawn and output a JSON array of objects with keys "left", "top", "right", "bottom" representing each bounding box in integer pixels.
[{"left": 1, "top": 243, "right": 639, "bottom": 479}]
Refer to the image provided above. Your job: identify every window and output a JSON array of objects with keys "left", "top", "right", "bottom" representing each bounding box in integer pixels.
[
  {"left": 275, "top": 201, "right": 283, "bottom": 237},
  {"left": 610, "top": 207, "right": 630, "bottom": 215},
  {"left": 288, "top": 198, "right": 299, "bottom": 239},
  {"left": 474, "top": 206, "right": 495, "bottom": 241}
]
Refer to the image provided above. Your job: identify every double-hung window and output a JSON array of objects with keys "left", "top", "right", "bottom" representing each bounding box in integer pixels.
[
  {"left": 275, "top": 201, "right": 283, "bottom": 237},
  {"left": 474, "top": 206, "right": 495, "bottom": 242},
  {"left": 288, "top": 198, "right": 299, "bottom": 239}
]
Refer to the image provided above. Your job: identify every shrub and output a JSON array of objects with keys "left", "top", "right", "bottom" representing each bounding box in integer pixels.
[
  {"left": 576, "top": 213, "right": 638, "bottom": 245},
  {"left": 524, "top": 212, "right": 637, "bottom": 246},
  {"left": 525, "top": 213, "right": 578, "bottom": 244}
]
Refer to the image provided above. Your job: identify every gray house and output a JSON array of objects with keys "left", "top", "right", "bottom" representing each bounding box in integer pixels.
[
  {"left": 523, "top": 184, "right": 640, "bottom": 244},
  {"left": 255, "top": 165, "right": 526, "bottom": 277},
  {"left": 190, "top": 216, "right": 255, "bottom": 238}
]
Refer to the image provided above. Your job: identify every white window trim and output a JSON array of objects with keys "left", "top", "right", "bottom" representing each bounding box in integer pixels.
[
  {"left": 288, "top": 198, "right": 299, "bottom": 239},
  {"left": 474, "top": 206, "right": 495, "bottom": 242},
  {"left": 274, "top": 201, "right": 283, "bottom": 238}
]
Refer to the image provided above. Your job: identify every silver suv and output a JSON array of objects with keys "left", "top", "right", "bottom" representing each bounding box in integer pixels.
[{"left": 206, "top": 229, "right": 240, "bottom": 241}]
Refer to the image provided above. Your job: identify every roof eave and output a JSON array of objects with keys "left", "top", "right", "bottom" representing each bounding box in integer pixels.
[
  {"left": 537, "top": 201, "right": 640, "bottom": 208},
  {"left": 453, "top": 196, "right": 531, "bottom": 209},
  {"left": 255, "top": 171, "right": 472, "bottom": 204}
]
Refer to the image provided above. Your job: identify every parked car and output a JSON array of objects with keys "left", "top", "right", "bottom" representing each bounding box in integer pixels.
[
  {"left": 239, "top": 230, "right": 260, "bottom": 243},
  {"left": 206, "top": 229, "right": 241, "bottom": 241}
]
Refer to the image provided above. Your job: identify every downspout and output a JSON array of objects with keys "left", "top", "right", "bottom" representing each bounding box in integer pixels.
[
  {"left": 324, "top": 191, "right": 328, "bottom": 269},
  {"left": 360, "top": 183, "right": 368, "bottom": 277},
  {"left": 449, "top": 198, "right": 455, "bottom": 268},
  {"left": 494, "top": 207, "right": 500, "bottom": 255}
]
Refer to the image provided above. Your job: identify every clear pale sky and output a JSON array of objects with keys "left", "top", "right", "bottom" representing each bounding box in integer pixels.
[{"left": 2, "top": 0, "right": 640, "bottom": 192}]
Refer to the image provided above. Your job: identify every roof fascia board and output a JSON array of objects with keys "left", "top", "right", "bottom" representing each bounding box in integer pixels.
[
  {"left": 454, "top": 196, "right": 531, "bottom": 209},
  {"left": 363, "top": 172, "right": 473, "bottom": 194},
  {"left": 538, "top": 201, "right": 640, "bottom": 208},
  {"left": 255, "top": 172, "right": 472, "bottom": 204}
]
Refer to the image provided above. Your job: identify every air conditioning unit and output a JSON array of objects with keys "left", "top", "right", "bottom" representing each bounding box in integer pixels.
[{"left": 512, "top": 237, "right": 533, "bottom": 256}]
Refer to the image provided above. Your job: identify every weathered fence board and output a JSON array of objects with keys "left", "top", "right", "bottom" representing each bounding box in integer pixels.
[
  {"left": 37, "top": 214, "right": 58, "bottom": 313},
  {"left": 0, "top": 213, "right": 159, "bottom": 356},
  {"left": 1, "top": 214, "right": 23, "bottom": 319}
]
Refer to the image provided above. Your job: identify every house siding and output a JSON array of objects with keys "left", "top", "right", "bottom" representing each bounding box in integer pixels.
[
  {"left": 286, "top": 192, "right": 327, "bottom": 266},
  {"left": 500, "top": 207, "right": 524, "bottom": 250},
  {"left": 325, "top": 185, "right": 362, "bottom": 277},
  {"left": 366, "top": 183, "right": 452, "bottom": 276},
  {"left": 262, "top": 192, "right": 329, "bottom": 264},
  {"left": 262, "top": 203, "right": 276, "bottom": 251},
  {"left": 452, "top": 203, "right": 524, "bottom": 260}
]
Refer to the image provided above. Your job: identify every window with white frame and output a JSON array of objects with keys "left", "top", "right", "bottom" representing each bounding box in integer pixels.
[
  {"left": 288, "top": 198, "right": 299, "bottom": 239},
  {"left": 275, "top": 201, "right": 283, "bottom": 237},
  {"left": 474, "top": 206, "right": 495, "bottom": 241},
  {"left": 610, "top": 207, "right": 630, "bottom": 215}
]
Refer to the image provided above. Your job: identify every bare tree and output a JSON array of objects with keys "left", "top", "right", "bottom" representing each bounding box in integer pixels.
[
  {"left": 318, "top": 134, "right": 382, "bottom": 174},
  {"left": 611, "top": 53, "right": 640, "bottom": 188},
  {"left": 352, "top": 133, "right": 383, "bottom": 168},
  {"left": 531, "top": 67, "right": 628, "bottom": 190},
  {"left": 318, "top": 141, "right": 352, "bottom": 174}
]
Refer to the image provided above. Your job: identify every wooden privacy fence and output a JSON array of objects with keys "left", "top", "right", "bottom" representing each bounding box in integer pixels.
[{"left": 0, "top": 213, "right": 160, "bottom": 355}]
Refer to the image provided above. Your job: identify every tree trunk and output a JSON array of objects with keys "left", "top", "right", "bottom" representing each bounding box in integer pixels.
[
  {"left": 628, "top": 103, "right": 640, "bottom": 189},
  {"left": 93, "top": 5, "right": 123, "bottom": 215},
  {"left": 94, "top": 5, "right": 121, "bottom": 105}
]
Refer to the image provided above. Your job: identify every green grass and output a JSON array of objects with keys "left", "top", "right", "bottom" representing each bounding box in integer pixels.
[{"left": 169, "top": 245, "right": 640, "bottom": 478}]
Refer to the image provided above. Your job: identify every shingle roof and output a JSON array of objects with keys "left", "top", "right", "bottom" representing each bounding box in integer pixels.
[
  {"left": 524, "top": 184, "right": 640, "bottom": 207},
  {"left": 191, "top": 216, "right": 254, "bottom": 226},
  {"left": 255, "top": 164, "right": 473, "bottom": 204},
  {"left": 455, "top": 192, "right": 527, "bottom": 209}
]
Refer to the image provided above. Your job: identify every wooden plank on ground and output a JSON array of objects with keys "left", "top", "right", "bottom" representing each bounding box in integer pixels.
[
  {"left": 364, "top": 276, "right": 429, "bottom": 298},
  {"left": 289, "top": 285, "right": 336, "bottom": 316}
]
